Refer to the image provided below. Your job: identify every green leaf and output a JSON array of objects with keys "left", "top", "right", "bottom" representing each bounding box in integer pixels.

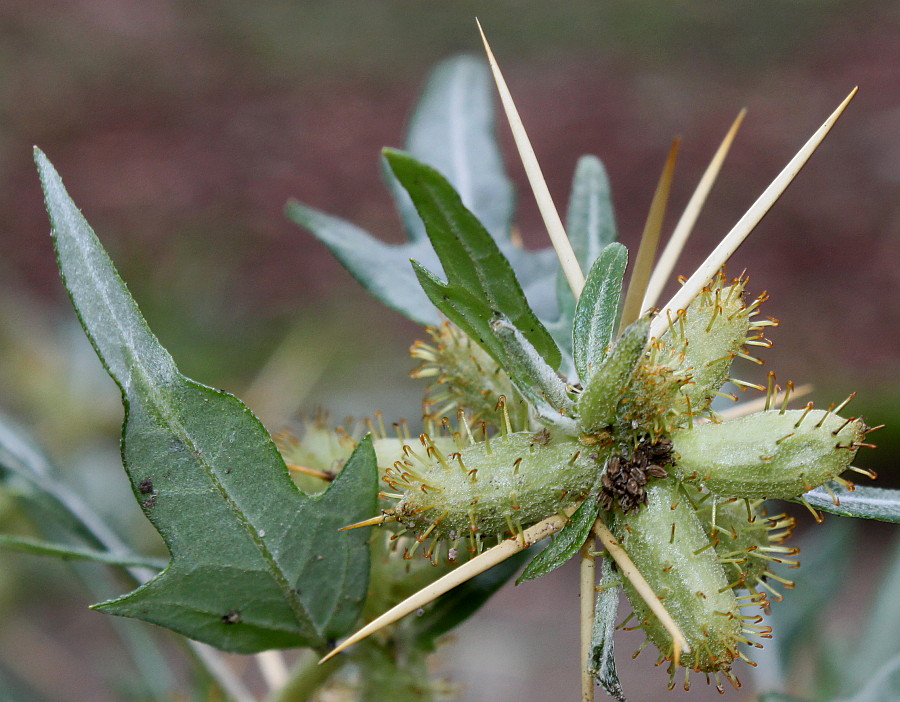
[
  {"left": 288, "top": 55, "right": 560, "bottom": 328},
  {"left": 572, "top": 243, "right": 628, "bottom": 383},
  {"left": 489, "top": 314, "right": 574, "bottom": 421},
  {"left": 590, "top": 558, "right": 625, "bottom": 702},
  {"left": 552, "top": 156, "right": 619, "bottom": 350},
  {"left": 0, "top": 533, "right": 167, "bottom": 570},
  {"left": 0, "top": 412, "right": 141, "bottom": 556},
  {"left": 577, "top": 318, "right": 650, "bottom": 432},
  {"left": 411, "top": 550, "right": 531, "bottom": 651},
  {"left": 517, "top": 490, "right": 601, "bottom": 584},
  {"left": 385, "top": 148, "right": 561, "bottom": 372},
  {"left": 285, "top": 202, "right": 441, "bottom": 325},
  {"left": 757, "top": 694, "right": 812, "bottom": 702},
  {"left": 36, "top": 149, "right": 377, "bottom": 653},
  {"left": 385, "top": 54, "right": 514, "bottom": 243},
  {"left": 566, "top": 156, "right": 618, "bottom": 262},
  {"left": 800, "top": 483, "right": 900, "bottom": 522}
]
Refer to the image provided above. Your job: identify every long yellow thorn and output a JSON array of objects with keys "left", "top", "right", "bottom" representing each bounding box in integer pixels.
[
  {"left": 286, "top": 463, "right": 334, "bottom": 481},
  {"left": 580, "top": 539, "right": 596, "bottom": 702},
  {"left": 477, "top": 19, "right": 585, "bottom": 300},
  {"left": 320, "top": 510, "right": 572, "bottom": 663},
  {"left": 650, "top": 88, "right": 857, "bottom": 341},
  {"left": 338, "top": 514, "right": 393, "bottom": 531},
  {"left": 593, "top": 518, "right": 690, "bottom": 665},
  {"left": 619, "top": 138, "right": 680, "bottom": 331},
  {"left": 642, "top": 109, "right": 747, "bottom": 313}
]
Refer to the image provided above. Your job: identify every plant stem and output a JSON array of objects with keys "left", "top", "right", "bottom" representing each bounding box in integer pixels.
[{"left": 265, "top": 653, "right": 344, "bottom": 702}]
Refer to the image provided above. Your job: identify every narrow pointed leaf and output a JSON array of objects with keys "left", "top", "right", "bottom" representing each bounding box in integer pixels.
[
  {"left": 572, "top": 243, "right": 628, "bottom": 383},
  {"left": 518, "top": 486, "right": 601, "bottom": 584},
  {"left": 0, "top": 412, "right": 140, "bottom": 556},
  {"left": 553, "top": 156, "right": 619, "bottom": 350},
  {"left": 285, "top": 202, "right": 440, "bottom": 325},
  {"left": 385, "top": 54, "right": 514, "bottom": 242},
  {"left": 0, "top": 534, "right": 167, "bottom": 570},
  {"left": 590, "top": 558, "right": 625, "bottom": 701},
  {"left": 490, "top": 314, "right": 573, "bottom": 416},
  {"left": 800, "top": 484, "right": 900, "bottom": 523},
  {"left": 387, "top": 148, "right": 560, "bottom": 370},
  {"left": 288, "top": 56, "right": 560, "bottom": 328},
  {"left": 577, "top": 318, "right": 650, "bottom": 432},
  {"left": 37, "top": 149, "right": 377, "bottom": 653}
]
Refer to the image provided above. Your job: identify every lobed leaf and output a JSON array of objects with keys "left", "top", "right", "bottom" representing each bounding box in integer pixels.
[
  {"left": 572, "top": 243, "right": 628, "bottom": 384},
  {"left": 800, "top": 483, "right": 900, "bottom": 523},
  {"left": 284, "top": 202, "right": 441, "bottom": 325},
  {"left": 386, "top": 148, "right": 561, "bottom": 371},
  {"left": 37, "top": 149, "right": 377, "bottom": 653}
]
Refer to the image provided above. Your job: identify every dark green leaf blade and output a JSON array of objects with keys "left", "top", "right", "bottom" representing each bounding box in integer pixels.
[
  {"left": 800, "top": 484, "right": 900, "bottom": 522},
  {"left": 517, "top": 492, "right": 601, "bottom": 584},
  {"left": 411, "top": 550, "right": 530, "bottom": 651},
  {"left": 37, "top": 149, "right": 377, "bottom": 653},
  {"left": 590, "top": 558, "right": 625, "bottom": 702},
  {"left": 572, "top": 243, "right": 628, "bottom": 383},
  {"left": 386, "top": 148, "right": 560, "bottom": 370},
  {"left": 386, "top": 54, "right": 514, "bottom": 243}
]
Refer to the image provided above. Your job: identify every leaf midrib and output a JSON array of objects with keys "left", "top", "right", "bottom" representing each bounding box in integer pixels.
[{"left": 71, "top": 226, "right": 317, "bottom": 642}]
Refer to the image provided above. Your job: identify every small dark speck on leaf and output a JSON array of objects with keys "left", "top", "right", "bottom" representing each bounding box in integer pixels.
[
  {"left": 142, "top": 497, "right": 156, "bottom": 509},
  {"left": 224, "top": 467, "right": 233, "bottom": 474},
  {"left": 221, "top": 610, "right": 241, "bottom": 624},
  {"left": 416, "top": 608, "right": 425, "bottom": 616},
  {"left": 138, "top": 478, "right": 153, "bottom": 494}
]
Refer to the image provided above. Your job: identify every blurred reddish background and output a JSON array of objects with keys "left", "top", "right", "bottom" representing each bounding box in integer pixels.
[{"left": 0, "top": 2, "right": 897, "bottom": 700}]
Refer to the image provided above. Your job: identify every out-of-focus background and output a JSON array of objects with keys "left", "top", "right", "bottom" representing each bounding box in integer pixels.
[{"left": 0, "top": 2, "right": 897, "bottom": 700}]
